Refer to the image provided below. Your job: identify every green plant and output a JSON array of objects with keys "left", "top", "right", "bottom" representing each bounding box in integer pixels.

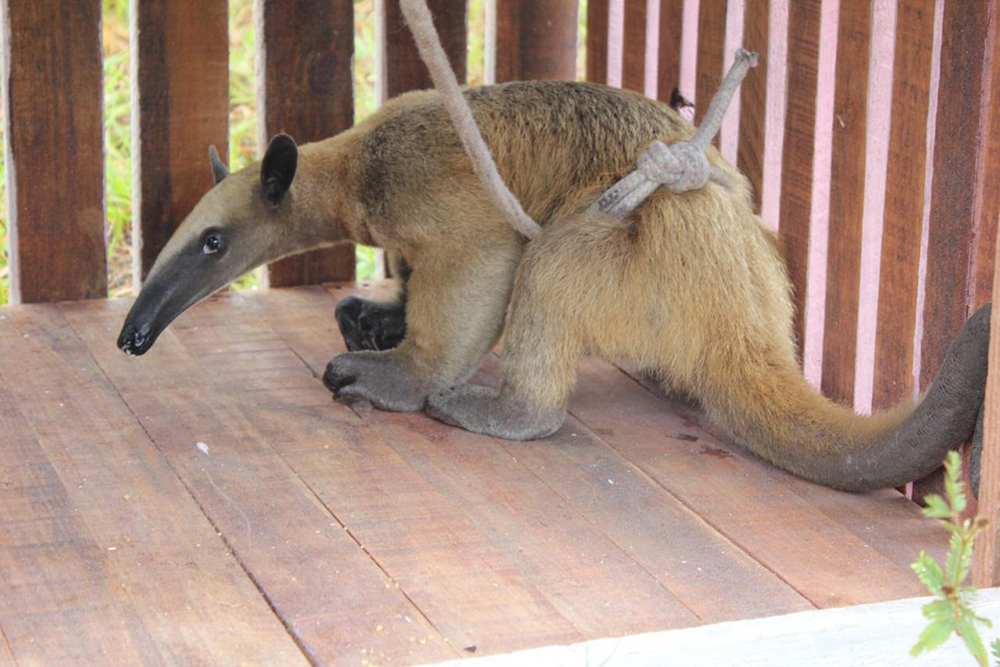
[{"left": 911, "top": 451, "right": 1000, "bottom": 665}]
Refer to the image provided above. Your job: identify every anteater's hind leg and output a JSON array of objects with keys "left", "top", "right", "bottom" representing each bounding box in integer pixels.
[{"left": 427, "top": 209, "right": 633, "bottom": 439}]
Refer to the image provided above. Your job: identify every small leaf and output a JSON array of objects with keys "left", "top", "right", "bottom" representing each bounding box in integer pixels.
[
  {"left": 956, "top": 618, "right": 988, "bottom": 666},
  {"left": 912, "top": 554, "right": 945, "bottom": 596},
  {"left": 923, "top": 494, "right": 952, "bottom": 520},
  {"left": 990, "top": 637, "right": 1000, "bottom": 661},
  {"left": 911, "top": 618, "right": 955, "bottom": 656},
  {"left": 921, "top": 598, "right": 953, "bottom": 621}
]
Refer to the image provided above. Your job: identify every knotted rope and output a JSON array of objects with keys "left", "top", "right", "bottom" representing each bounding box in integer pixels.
[
  {"left": 592, "top": 49, "right": 758, "bottom": 218},
  {"left": 399, "top": 0, "right": 757, "bottom": 236}
]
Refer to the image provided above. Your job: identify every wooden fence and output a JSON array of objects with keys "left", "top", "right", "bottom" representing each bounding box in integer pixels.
[{"left": 2, "top": 0, "right": 1000, "bottom": 580}]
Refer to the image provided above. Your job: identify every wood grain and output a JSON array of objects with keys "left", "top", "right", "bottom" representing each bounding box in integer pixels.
[
  {"left": 318, "top": 288, "right": 813, "bottom": 625},
  {"left": 622, "top": 0, "right": 648, "bottom": 93},
  {"left": 569, "top": 359, "right": 934, "bottom": 607},
  {"left": 973, "top": 213, "right": 1000, "bottom": 587},
  {"left": 821, "top": 0, "right": 872, "bottom": 406},
  {"left": 695, "top": 0, "right": 728, "bottom": 129},
  {"left": 243, "top": 287, "right": 590, "bottom": 654},
  {"left": 381, "top": 0, "right": 467, "bottom": 101},
  {"left": 257, "top": 0, "right": 357, "bottom": 286},
  {"left": 615, "top": 362, "right": 949, "bottom": 569},
  {"left": 0, "top": 305, "right": 305, "bottom": 664},
  {"left": 969, "top": 4, "right": 1000, "bottom": 312},
  {"left": 657, "top": 0, "right": 685, "bottom": 102},
  {"left": 871, "top": 0, "right": 936, "bottom": 411},
  {"left": 737, "top": 0, "right": 769, "bottom": 211},
  {"left": 2, "top": 0, "right": 106, "bottom": 303},
  {"left": 586, "top": 0, "right": 610, "bottom": 84},
  {"left": 62, "top": 296, "right": 459, "bottom": 664},
  {"left": 132, "top": 0, "right": 229, "bottom": 286},
  {"left": 920, "top": 0, "right": 997, "bottom": 388},
  {"left": 778, "top": 0, "right": 823, "bottom": 357},
  {"left": 493, "top": 0, "right": 578, "bottom": 82}
]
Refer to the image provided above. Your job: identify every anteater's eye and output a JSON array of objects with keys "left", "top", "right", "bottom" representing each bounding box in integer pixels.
[{"left": 203, "top": 232, "right": 224, "bottom": 255}]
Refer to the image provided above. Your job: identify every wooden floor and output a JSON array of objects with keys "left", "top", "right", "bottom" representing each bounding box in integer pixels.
[{"left": 0, "top": 281, "right": 949, "bottom": 665}]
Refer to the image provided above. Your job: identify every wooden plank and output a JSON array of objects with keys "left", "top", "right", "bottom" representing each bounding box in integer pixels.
[
  {"left": 586, "top": 0, "right": 610, "bottom": 84},
  {"left": 969, "top": 4, "right": 1000, "bottom": 312},
  {"left": 920, "top": 0, "right": 998, "bottom": 388},
  {"left": 820, "top": 0, "right": 872, "bottom": 405},
  {"left": 61, "top": 297, "right": 460, "bottom": 663},
  {"left": 615, "top": 363, "right": 950, "bottom": 569},
  {"left": 132, "top": 0, "right": 229, "bottom": 286},
  {"left": 443, "top": 589, "right": 1000, "bottom": 667},
  {"left": 871, "top": 0, "right": 936, "bottom": 411},
  {"left": 70, "top": 294, "right": 581, "bottom": 658},
  {"left": 381, "top": 0, "right": 467, "bottom": 101},
  {"left": 257, "top": 0, "right": 356, "bottom": 287},
  {"left": 973, "top": 217, "right": 1000, "bottom": 587},
  {"left": 1, "top": 0, "right": 106, "bottom": 303},
  {"left": 695, "top": 0, "right": 728, "bottom": 128},
  {"left": 657, "top": 1, "right": 684, "bottom": 102},
  {"left": 229, "top": 289, "right": 588, "bottom": 653},
  {"left": 778, "top": 0, "right": 823, "bottom": 355},
  {"left": 622, "top": 0, "right": 648, "bottom": 93},
  {"left": 737, "top": 0, "right": 769, "bottom": 210},
  {"left": 462, "top": 359, "right": 812, "bottom": 623},
  {"left": 0, "top": 305, "right": 305, "bottom": 663},
  {"left": 567, "top": 359, "right": 937, "bottom": 607},
  {"left": 313, "top": 285, "right": 812, "bottom": 624},
  {"left": 493, "top": 0, "right": 578, "bottom": 82}
]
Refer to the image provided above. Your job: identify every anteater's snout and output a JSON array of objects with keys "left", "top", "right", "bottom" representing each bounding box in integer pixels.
[{"left": 117, "top": 322, "right": 152, "bottom": 356}]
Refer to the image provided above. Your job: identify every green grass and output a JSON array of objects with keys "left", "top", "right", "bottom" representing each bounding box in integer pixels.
[{"left": 0, "top": 0, "right": 587, "bottom": 304}]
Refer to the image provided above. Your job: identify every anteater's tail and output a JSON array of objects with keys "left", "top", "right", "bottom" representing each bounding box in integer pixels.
[{"left": 696, "top": 304, "right": 991, "bottom": 492}]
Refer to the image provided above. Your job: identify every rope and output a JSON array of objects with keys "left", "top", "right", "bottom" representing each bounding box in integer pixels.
[
  {"left": 398, "top": 0, "right": 757, "bottom": 233},
  {"left": 592, "top": 49, "right": 758, "bottom": 219},
  {"left": 399, "top": 0, "right": 542, "bottom": 239}
]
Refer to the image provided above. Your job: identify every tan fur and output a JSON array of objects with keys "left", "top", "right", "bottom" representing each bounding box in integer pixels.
[{"left": 137, "top": 81, "right": 989, "bottom": 491}]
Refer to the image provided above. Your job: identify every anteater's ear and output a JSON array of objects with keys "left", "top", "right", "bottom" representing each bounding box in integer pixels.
[
  {"left": 260, "top": 134, "right": 298, "bottom": 206},
  {"left": 208, "top": 145, "right": 228, "bottom": 184}
]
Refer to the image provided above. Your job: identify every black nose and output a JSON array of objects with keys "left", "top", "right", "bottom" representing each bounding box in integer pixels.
[{"left": 117, "top": 324, "right": 150, "bottom": 356}]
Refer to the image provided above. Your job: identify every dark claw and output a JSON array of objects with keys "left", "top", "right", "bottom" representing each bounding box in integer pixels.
[{"left": 323, "top": 360, "right": 355, "bottom": 393}]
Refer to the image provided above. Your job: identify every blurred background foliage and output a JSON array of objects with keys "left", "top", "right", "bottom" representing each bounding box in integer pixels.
[{"left": 0, "top": 0, "right": 585, "bottom": 305}]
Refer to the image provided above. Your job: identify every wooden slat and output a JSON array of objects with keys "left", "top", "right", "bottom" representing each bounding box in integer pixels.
[
  {"left": 973, "top": 215, "right": 1000, "bottom": 587},
  {"left": 568, "top": 359, "right": 934, "bottom": 607},
  {"left": 694, "top": 0, "right": 728, "bottom": 128},
  {"left": 2, "top": 0, "right": 106, "bottom": 303},
  {"left": 132, "top": 0, "right": 229, "bottom": 286},
  {"left": 238, "top": 288, "right": 592, "bottom": 653},
  {"left": 657, "top": 0, "right": 684, "bottom": 102},
  {"left": 778, "top": 0, "right": 823, "bottom": 355},
  {"left": 616, "top": 364, "right": 949, "bottom": 569},
  {"left": 493, "top": 0, "right": 578, "bottom": 82},
  {"left": 381, "top": 0, "right": 467, "bottom": 101},
  {"left": 258, "top": 0, "right": 356, "bottom": 287},
  {"left": 462, "top": 359, "right": 812, "bottom": 624},
  {"left": 0, "top": 305, "right": 305, "bottom": 663},
  {"left": 920, "top": 0, "right": 999, "bottom": 388},
  {"left": 969, "top": 5, "right": 1000, "bottom": 312},
  {"left": 316, "top": 287, "right": 813, "bottom": 625},
  {"left": 871, "top": 0, "right": 936, "bottom": 411},
  {"left": 737, "top": 0, "right": 769, "bottom": 210},
  {"left": 586, "top": 0, "right": 610, "bottom": 84},
  {"left": 622, "top": 0, "right": 648, "bottom": 93},
  {"left": 820, "top": 0, "right": 872, "bottom": 405},
  {"left": 61, "top": 297, "right": 460, "bottom": 664}
]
